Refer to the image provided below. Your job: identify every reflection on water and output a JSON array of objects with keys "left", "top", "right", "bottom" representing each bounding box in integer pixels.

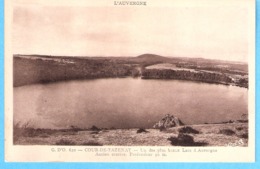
[{"left": 14, "top": 78, "right": 248, "bottom": 129}]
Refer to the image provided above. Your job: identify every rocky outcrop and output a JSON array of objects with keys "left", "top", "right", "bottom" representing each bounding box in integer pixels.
[{"left": 153, "top": 114, "right": 184, "bottom": 129}]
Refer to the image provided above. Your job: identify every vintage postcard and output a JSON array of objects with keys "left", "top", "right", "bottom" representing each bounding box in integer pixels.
[{"left": 5, "top": 0, "right": 255, "bottom": 162}]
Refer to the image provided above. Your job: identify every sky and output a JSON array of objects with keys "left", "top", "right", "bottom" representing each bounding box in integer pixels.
[{"left": 12, "top": 1, "right": 252, "bottom": 62}]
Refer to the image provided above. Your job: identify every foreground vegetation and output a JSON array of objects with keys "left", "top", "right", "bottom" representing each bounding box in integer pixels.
[
  {"left": 14, "top": 122, "right": 248, "bottom": 146},
  {"left": 13, "top": 54, "right": 248, "bottom": 88}
]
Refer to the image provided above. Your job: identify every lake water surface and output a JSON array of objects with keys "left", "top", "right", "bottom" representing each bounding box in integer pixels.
[{"left": 14, "top": 78, "right": 248, "bottom": 129}]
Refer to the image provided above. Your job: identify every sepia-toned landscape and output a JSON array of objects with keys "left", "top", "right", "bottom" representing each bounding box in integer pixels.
[{"left": 13, "top": 54, "right": 248, "bottom": 146}]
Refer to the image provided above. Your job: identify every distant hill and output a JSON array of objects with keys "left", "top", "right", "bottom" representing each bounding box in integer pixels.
[
  {"left": 137, "top": 53, "right": 166, "bottom": 59},
  {"left": 127, "top": 54, "right": 172, "bottom": 66},
  {"left": 135, "top": 54, "right": 170, "bottom": 62}
]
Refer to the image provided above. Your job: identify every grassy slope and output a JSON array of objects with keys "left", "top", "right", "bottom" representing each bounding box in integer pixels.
[{"left": 14, "top": 123, "right": 248, "bottom": 146}]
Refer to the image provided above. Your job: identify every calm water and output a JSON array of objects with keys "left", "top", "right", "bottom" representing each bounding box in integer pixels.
[{"left": 14, "top": 78, "right": 248, "bottom": 129}]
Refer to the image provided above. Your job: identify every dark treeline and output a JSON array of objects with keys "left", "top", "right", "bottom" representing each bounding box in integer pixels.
[{"left": 141, "top": 69, "right": 233, "bottom": 85}]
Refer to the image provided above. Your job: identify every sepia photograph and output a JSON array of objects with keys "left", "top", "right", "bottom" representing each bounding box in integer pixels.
[{"left": 5, "top": 0, "right": 255, "bottom": 162}]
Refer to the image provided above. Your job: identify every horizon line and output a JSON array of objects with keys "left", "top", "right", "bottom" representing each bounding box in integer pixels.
[{"left": 13, "top": 53, "right": 248, "bottom": 64}]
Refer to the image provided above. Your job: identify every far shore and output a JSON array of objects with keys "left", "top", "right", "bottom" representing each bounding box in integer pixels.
[{"left": 13, "top": 54, "right": 248, "bottom": 88}]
